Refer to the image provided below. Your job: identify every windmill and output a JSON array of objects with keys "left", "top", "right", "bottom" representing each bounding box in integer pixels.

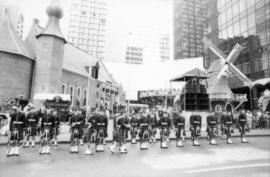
[{"left": 202, "top": 37, "right": 253, "bottom": 112}]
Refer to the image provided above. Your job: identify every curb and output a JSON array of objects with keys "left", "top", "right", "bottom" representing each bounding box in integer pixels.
[{"left": 0, "top": 134, "right": 269, "bottom": 146}]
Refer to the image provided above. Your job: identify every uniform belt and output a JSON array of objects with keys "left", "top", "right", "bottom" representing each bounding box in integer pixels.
[
  {"left": 177, "top": 123, "right": 184, "bottom": 125},
  {"left": 44, "top": 123, "right": 52, "bottom": 125},
  {"left": 194, "top": 121, "right": 200, "bottom": 124},
  {"left": 28, "top": 119, "right": 36, "bottom": 122},
  {"left": 97, "top": 123, "right": 105, "bottom": 126},
  {"left": 140, "top": 124, "right": 148, "bottom": 126},
  {"left": 226, "top": 121, "right": 233, "bottom": 124},
  {"left": 13, "top": 121, "right": 23, "bottom": 124},
  {"left": 210, "top": 121, "right": 216, "bottom": 124},
  {"left": 240, "top": 120, "right": 246, "bottom": 122},
  {"left": 161, "top": 123, "right": 168, "bottom": 125}
]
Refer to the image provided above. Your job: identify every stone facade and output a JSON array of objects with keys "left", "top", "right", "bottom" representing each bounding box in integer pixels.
[
  {"left": 61, "top": 69, "right": 88, "bottom": 108},
  {"left": 0, "top": 52, "right": 34, "bottom": 101}
]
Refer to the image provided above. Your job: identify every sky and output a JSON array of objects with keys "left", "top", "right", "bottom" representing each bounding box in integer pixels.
[{"left": 1, "top": 0, "right": 173, "bottom": 63}]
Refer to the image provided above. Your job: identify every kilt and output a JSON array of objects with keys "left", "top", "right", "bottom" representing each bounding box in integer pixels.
[
  {"left": 25, "top": 125, "right": 37, "bottom": 136},
  {"left": 41, "top": 127, "right": 54, "bottom": 140},
  {"left": 10, "top": 127, "right": 24, "bottom": 141},
  {"left": 114, "top": 128, "right": 125, "bottom": 143},
  {"left": 83, "top": 128, "right": 96, "bottom": 143},
  {"left": 71, "top": 127, "right": 84, "bottom": 140},
  {"left": 53, "top": 127, "right": 60, "bottom": 136}
]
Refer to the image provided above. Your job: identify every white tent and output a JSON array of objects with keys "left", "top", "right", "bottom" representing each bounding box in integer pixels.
[{"left": 103, "top": 57, "right": 205, "bottom": 100}]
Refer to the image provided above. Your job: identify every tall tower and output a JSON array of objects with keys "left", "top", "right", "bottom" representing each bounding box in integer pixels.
[
  {"left": 33, "top": 0, "right": 66, "bottom": 98},
  {"left": 173, "top": 0, "right": 208, "bottom": 60},
  {"left": 67, "top": 0, "right": 107, "bottom": 60}
]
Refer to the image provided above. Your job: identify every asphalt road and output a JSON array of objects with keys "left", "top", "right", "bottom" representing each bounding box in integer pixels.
[{"left": 0, "top": 137, "right": 270, "bottom": 177}]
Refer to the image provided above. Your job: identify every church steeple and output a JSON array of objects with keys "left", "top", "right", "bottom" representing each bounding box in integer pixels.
[{"left": 36, "top": 0, "right": 66, "bottom": 43}]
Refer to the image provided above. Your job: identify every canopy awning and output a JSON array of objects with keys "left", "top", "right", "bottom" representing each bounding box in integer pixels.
[
  {"left": 170, "top": 68, "right": 208, "bottom": 82},
  {"left": 253, "top": 78, "right": 270, "bottom": 87},
  {"left": 33, "top": 93, "right": 71, "bottom": 101}
]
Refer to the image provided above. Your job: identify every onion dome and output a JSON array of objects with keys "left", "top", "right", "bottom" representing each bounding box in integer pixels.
[
  {"left": 36, "top": 0, "right": 66, "bottom": 43},
  {"left": 46, "top": 0, "right": 63, "bottom": 19}
]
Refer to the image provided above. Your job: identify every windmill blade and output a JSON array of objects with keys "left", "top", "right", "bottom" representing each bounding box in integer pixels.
[
  {"left": 210, "top": 64, "right": 228, "bottom": 90},
  {"left": 226, "top": 44, "right": 244, "bottom": 63},
  {"left": 228, "top": 63, "right": 253, "bottom": 88},
  {"left": 202, "top": 37, "right": 227, "bottom": 62}
]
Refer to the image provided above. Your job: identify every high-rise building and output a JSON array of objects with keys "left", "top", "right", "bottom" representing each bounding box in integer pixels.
[
  {"left": 0, "top": 3, "right": 24, "bottom": 38},
  {"left": 68, "top": 0, "right": 107, "bottom": 59},
  {"left": 173, "top": 0, "right": 208, "bottom": 59},
  {"left": 125, "top": 46, "right": 143, "bottom": 64},
  {"left": 160, "top": 34, "right": 170, "bottom": 62}
]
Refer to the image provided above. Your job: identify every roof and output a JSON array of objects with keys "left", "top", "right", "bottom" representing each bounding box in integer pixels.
[
  {"left": 25, "top": 18, "right": 118, "bottom": 85},
  {"left": 0, "top": 13, "right": 35, "bottom": 59},
  {"left": 253, "top": 78, "right": 270, "bottom": 87},
  {"left": 170, "top": 68, "right": 208, "bottom": 81},
  {"left": 103, "top": 57, "right": 205, "bottom": 100}
]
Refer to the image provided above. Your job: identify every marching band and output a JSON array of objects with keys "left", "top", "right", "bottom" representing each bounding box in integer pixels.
[{"left": 5, "top": 104, "right": 251, "bottom": 157}]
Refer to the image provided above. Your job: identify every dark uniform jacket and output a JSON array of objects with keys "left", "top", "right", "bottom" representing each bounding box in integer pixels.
[
  {"left": 172, "top": 112, "right": 185, "bottom": 128},
  {"left": 190, "top": 114, "right": 202, "bottom": 127},
  {"left": 41, "top": 113, "right": 55, "bottom": 139},
  {"left": 206, "top": 115, "right": 218, "bottom": 126},
  {"left": 221, "top": 114, "right": 234, "bottom": 125},
  {"left": 148, "top": 113, "right": 157, "bottom": 128},
  {"left": 159, "top": 114, "right": 171, "bottom": 129},
  {"left": 138, "top": 115, "right": 149, "bottom": 130},
  {"left": 116, "top": 114, "right": 129, "bottom": 130},
  {"left": 96, "top": 113, "right": 108, "bottom": 130},
  {"left": 9, "top": 111, "right": 26, "bottom": 141},
  {"left": 130, "top": 115, "right": 139, "bottom": 127},
  {"left": 26, "top": 112, "right": 39, "bottom": 127},
  {"left": 238, "top": 113, "right": 247, "bottom": 125}
]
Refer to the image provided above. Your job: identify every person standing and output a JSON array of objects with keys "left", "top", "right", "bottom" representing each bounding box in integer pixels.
[
  {"left": 238, "top": 109, "right": 249, "bottom": 143},
  {"left": 40, "top": 109, "right": 55, "bottom": 155},
  {"left": 24, "top": 106, "right": 39, "bottom": 148},
  {"left": 7, "top": 106, "right": 26, "bottom": 156}
]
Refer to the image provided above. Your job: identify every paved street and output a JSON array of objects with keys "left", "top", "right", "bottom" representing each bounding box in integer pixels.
[{"left": 0, "top": 137, "right": 269, "bottom": 177}]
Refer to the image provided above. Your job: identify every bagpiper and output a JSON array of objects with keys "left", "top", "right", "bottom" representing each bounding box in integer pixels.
[
  {"left": 138, "top": 109, "right": 150, "bottom": 150},
  {"left": 24, "top": 105, "right": 39, "bottom": 148},
  {"left": 190, "top": 113, "right": 202, "bottom": 146},
  {"left": 148, "top": 109, "right": 157, "bottom": 143},
  {"left": 110, "top": 109, "right": 129, "bottom": 154},
  {"left": 238, "top": 108, "right": 249, "bottom": 143},
  {"left": 95, "top": 106, "right": 108, "bottom": 152},
  {"left": 69, "top": 109, "right": 85, "bottom": 153},
  {"left": 172, "top": 110, "right": 185, "bottom": 147},
  {"left": 39, "top": 109, "right": 55, "bottom": 155},
  {"left": 84, "top": 108, "right": 97, "bottom": 155},
  {"left": 130, "top": 110, "right": 139, "bottom": 144},
  {"left": 52, "top": 110, "right": 60, "bottom": 146},
  {"left": 158, "top": 110, "right": 171, "bottom": 149},
  {"left": 221, "top": 111, "right": 235, "bottom": 144},
  {"left": 7, "top": 106, "right": 26, "bottom": 156},
  {"left": 206, "top": 111, "right": 218, "bottom": 145}
]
